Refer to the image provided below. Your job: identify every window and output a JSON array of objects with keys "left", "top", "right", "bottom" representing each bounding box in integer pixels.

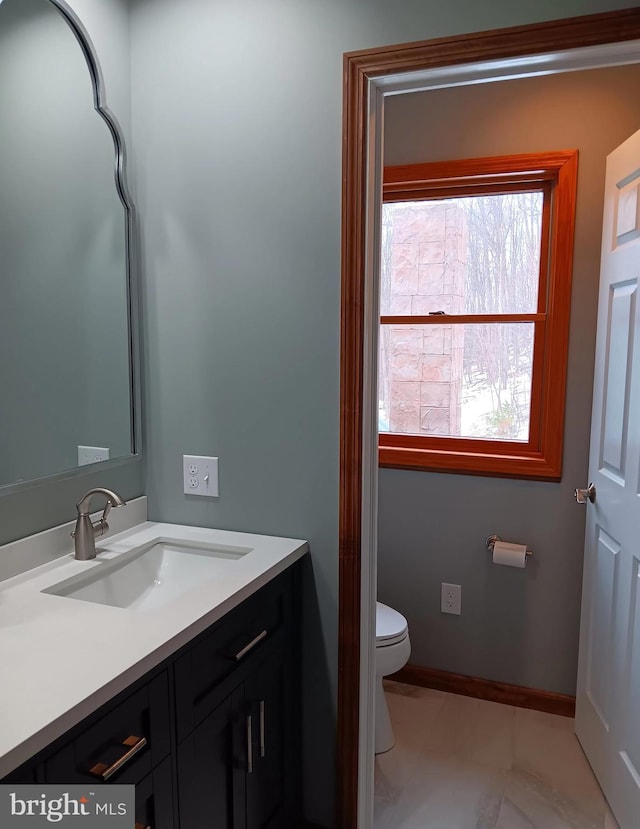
[{"left": 378, "top": 151, "right": 578, "bottom": 480}]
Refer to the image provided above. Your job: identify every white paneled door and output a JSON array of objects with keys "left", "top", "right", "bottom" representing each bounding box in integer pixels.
[{"left": 575, "top": 128, "right": 640, "bottom": 829}]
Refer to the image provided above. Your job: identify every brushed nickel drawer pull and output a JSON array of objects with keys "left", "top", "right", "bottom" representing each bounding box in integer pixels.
[
  {"left": 259, "top": 700, "right": 265, "bottom": 758},
  {"left": 234, "top": 630, "right": 267, "bottom": 661},
  {"left": 89, "top": 735, "right": 148, "bottom": 780},
  {"left": 246, "top": 715, "right": 253, "bottom": 774}
]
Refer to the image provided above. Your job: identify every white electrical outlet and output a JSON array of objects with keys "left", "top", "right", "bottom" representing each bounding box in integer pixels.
[
  {"left": 441, "top": 583, "right": 462, "bottom": 615},
  {"left": 183, "top": 455, "right": 219, "bottom": 497},
  {"left": 78, "top": 445, "right": 110, "bottom": 466}
]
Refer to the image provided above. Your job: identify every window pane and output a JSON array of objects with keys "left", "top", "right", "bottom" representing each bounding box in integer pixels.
[
  {"left": 380, "top": 192, "right": 543, "bottom": 316},
  {"left": 379, "top": 323, "right": 534, "bottom": 441}
]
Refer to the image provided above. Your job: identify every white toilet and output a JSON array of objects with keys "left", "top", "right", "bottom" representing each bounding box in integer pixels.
[{"left": 375, "top": 601, "right": 411, "bottom": 753}]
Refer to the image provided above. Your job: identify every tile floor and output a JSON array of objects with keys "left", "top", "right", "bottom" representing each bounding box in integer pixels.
[{"left": 374, "top": 680, "right": 622, "bottom": 829}]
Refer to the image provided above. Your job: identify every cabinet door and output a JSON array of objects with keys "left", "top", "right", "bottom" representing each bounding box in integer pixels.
[
  {"left": 245, "top": 646, "right": 296, "bottom": 829},
  {"left": 135, "top": 757, "right": 175, "bottom": 829},
  {"left": 177, "top": 686, "right": 245, "bottom": 829}
]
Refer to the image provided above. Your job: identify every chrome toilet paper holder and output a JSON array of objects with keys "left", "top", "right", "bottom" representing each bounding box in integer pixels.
[{"left": 485, "top": 534, "right": 533, "bottom": 558}]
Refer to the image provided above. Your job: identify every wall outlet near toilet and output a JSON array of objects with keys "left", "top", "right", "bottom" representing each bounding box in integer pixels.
[
  {"left": 441, "top": 583, "right": 462, "bottom": 615},
  {"left": 183, "top": 454, "right": 219, "bottom": 497}
]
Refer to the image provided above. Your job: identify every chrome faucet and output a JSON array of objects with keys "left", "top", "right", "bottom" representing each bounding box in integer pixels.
[{"left": 72, "top": 487, "right": 127, "bottom": 560}]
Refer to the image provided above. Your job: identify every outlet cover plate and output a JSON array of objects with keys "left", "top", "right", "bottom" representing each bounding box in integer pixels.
[
  {"left": 441, "top": 582, "right": 462, "bottom": 615},
  {"left": 78, "top": 445, "right": 110, "bottom": 466},
  {"left": 183, "top": 455, "right": 219, "bottom": 497}
]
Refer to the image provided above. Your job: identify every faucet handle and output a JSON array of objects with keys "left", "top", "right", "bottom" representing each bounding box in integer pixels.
[
  {"left": 99, "top": 500, "right": 113, "bottom": 530},
  {"left": 93, "top": 499, "right": 118, "bottom": 537}
]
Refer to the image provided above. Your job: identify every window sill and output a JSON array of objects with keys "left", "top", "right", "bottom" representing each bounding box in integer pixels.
[{"left": 379, "top": 444, "right": 562, "bottom": 481}]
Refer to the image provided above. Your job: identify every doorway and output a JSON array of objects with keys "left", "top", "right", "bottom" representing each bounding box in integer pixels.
[{"left": 338, "top": 9, "right": 640, "bottom": 829}]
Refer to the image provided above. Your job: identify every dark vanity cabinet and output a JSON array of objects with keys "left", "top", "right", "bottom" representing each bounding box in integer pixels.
[
  {"left": 2, "top": 565, "right": 301, "bottom": 829},
  {"left": 175, "top": 568, "right": 298, "bottom": 829}
]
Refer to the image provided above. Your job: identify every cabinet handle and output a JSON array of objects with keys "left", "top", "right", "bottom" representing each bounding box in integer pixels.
[
  {"left": 89, "top": 735, "right": 148, "bottom": 780},
  {"left": 234, "top": 630, "right": 267, "bottom": 661},
  {"left": 246, "top": 715, "right": 253, "bottom": 774},
  {"left": 259, "top": 700, "right": 265, "bottom": 758}
]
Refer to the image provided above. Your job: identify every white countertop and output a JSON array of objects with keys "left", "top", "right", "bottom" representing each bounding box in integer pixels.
[{"left": 0, "top": 518, "right": 308, "bottom": 777}]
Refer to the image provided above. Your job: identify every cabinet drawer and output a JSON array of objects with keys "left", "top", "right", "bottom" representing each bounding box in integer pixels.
[
  {"left": 175, "top": 571, "right": 292, "bottom": 739},
  {"left": 2, "top": 763, "right": 38, "bottom": 783},
  {"left": 45, "top": 672, "right": 170, "bottom": 786}
]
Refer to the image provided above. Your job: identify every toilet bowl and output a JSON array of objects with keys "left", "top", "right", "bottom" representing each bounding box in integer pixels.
[{"left": 375, "top": 601, "right": 410, "bottom": 754}]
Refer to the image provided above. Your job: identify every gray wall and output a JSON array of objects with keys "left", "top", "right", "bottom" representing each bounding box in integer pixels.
[
  {"left": 378, "top": 64, "right": 640, "bottom": 697},
  {"left": 128, "top": 2, "right": 639, "bottom": 825},
  {"left": 0, "top": 0, "right": 143, "bottom": 546}
]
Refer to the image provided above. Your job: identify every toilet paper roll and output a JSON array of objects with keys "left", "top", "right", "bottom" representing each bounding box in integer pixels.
[{"left": 492, "top": 540, "right": 528, "bottom": 568}]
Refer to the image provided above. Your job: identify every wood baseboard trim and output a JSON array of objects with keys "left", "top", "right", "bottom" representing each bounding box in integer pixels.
[{"left": 390, "top": 664, "right": 576, "bottom": 718}]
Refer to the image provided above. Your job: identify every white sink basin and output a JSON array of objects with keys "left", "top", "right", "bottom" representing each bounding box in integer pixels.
[{"left": 43, "top": 538, "right": 252, "bottom": 610}]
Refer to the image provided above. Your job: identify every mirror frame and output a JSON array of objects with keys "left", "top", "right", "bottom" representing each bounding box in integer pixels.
[{"left": 0, "top": 0, "right": 141, "bottom": 494}]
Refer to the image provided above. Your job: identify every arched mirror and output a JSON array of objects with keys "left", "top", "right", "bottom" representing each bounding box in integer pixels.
[{"left": 0, "top": 0, "right": 137, "bottom": 489}]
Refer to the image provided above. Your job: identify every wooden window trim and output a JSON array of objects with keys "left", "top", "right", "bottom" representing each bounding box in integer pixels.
[{"left": 379, "top": 150, "right": 578, "bottom": 481}]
